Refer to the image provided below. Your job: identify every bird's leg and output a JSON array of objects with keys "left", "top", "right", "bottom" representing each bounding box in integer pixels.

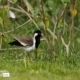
[
  {"left": 23, "top": 51, "right": 27, "bottom": 68},
  {"left": 35, "top": 48, "right": 39, "bottom": 59},
  {"left": 27, "top": 52, "right": 30, "bottom": 58},
  {"left": 27, "top": 52, "right": 30, "bottom": 64}
]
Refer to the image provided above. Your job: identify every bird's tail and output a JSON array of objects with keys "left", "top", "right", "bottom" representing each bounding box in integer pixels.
[
  {"left": 9, "top": 42, "right": 15, "bottom": 46},
  {"left": 9, "top": 40, "right": 22, "bottom": 46}
]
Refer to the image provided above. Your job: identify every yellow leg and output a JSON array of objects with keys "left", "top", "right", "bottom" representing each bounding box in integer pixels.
[
  {"left": 23, "top": 52, "right": 30, "bottom": 68},
  {"left": 23, "top": 52, "right": 27, "bottom": 68},
  {"left": 35, "top": 48, "right": 40, "bottom": 58}
]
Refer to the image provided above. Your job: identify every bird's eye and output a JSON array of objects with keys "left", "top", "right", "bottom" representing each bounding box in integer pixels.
[
  {"left": 38, "top": 33, "right": 41, "bottom": 35},
  {"left": 39, "top": 33, "right": 43, "bottom": 37}
]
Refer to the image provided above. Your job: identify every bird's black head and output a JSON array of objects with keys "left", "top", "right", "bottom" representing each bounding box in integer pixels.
[
  {"left": 34, "top": 30, "right": 43, "bottom": 37},
  {"left": 34, "top": 30, "right": 43, "bottom": 48}
]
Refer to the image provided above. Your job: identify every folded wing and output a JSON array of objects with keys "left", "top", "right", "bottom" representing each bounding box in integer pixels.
[{"left": 9, "top": 35, "right": 33, "bottom": 47}]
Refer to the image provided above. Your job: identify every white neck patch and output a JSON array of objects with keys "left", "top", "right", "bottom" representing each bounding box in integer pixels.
[{"left": 34, "top": 33, "right": 38, "bottom": 38}]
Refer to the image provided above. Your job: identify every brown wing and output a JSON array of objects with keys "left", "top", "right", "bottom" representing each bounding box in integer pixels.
[{"left": 12, "top": 35, "right": 33, "bottom": 46}]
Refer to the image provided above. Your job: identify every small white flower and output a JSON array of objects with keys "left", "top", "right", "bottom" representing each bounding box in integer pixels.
[{"left": 9, "top": 10, "right": 16, "bottom": 19}]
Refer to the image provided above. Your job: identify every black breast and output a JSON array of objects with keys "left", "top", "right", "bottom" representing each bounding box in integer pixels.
[{"left": 35, "top": 36, "right": 41, "bottom": 48}]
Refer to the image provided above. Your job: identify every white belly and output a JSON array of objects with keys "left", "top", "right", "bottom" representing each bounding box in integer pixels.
[
  {"left": 23, "top": 37, "right": 36, "bottom": 52},
  {"left": 23, "top": 45, "right": 35, "bottom": 52}
]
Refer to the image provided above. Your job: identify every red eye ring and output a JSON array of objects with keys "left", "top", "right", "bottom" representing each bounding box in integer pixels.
[{"left": 39, "top": 33, "right": 43, "bottom": 37}]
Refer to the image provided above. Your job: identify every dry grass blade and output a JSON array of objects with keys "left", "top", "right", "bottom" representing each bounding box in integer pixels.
[{"left": 61, "top": 36, "right": 70, "bottom": 57}]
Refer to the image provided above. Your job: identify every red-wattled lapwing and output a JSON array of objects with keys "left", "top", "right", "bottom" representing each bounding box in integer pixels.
[{"left": 9, "top": 30, "right": 43, "bottom": 67}]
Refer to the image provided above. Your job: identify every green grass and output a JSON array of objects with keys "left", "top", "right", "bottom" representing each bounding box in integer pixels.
[
  {"left": 0, "top": 49, "right": 80, "bottom": 80},
  {"left": 0, "top": 21, "right": 80, "bottom": 80}
]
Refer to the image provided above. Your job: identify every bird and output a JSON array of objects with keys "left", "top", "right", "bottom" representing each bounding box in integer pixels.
[
  {"left": 9, "top": 30, "right": 43, "bottom": 67},
  {"left": 9, "top": 30, "right": 43, "bottom": 51}
]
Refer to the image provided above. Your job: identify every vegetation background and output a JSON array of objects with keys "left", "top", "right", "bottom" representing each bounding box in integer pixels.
[{"left": 0, "top": 0, "right": 80, "bottom": 80}]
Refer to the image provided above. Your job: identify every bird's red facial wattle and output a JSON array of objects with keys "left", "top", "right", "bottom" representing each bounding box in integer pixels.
[{"left": 38, "top": 33, "right": 43, "bottom": 37}]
